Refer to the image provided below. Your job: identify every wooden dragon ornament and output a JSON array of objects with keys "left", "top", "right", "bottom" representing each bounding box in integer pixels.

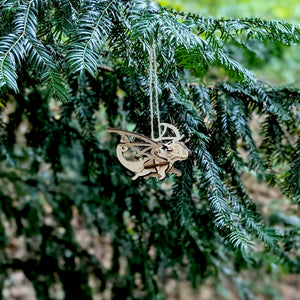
[
  {"left": 108, "top": 45, "right": 191, "bottom": 180},
  {"left": 108, "top": 123, "right": 192, "bottom": 180}
]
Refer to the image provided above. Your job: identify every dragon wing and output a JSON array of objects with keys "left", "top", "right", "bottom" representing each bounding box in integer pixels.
[
  {"left": 107, "top": 128, "right": 166, "bottom": 162},
  {"left": 153, "top": 123, "right": 184, "bottom": 143}
]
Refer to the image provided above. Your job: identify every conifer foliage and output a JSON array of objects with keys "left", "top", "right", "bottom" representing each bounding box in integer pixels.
[{"left": 0, "top": 0, "right": 300, "bottom": 298}]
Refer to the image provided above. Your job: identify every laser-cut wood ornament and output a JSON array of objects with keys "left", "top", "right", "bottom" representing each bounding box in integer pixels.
[
  {"left": 108, "top": 123, "right": 191, "bottom": 180},
  {"left": 108, "top": 44, "right": 192, "bottom": 180}
]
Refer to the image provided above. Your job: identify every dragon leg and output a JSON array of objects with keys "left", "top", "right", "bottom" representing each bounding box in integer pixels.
[
  {"left": 132, "top": 168, "right": 156, "bottom": 180},
  {"left": 169, "top": 167, "right": 182, "bottom": 176}
]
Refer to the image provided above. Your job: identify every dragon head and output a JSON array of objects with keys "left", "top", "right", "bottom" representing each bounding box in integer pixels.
[{"left": 164, "top": 141, "right": 192, "bottom": 161}]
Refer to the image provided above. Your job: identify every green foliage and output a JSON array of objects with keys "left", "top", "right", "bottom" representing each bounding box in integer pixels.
[
  {"left": 158, "top": 0, "right": 300, "bottom": 89},
  {"left": 0, "top": 0, "right": 299, "bottom": 299},
  {"left": 157, "top": 0, "right": 300, "bottom": 22}
]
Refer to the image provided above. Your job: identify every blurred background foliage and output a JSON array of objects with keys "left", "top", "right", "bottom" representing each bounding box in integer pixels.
[
  {"left": 157, "top": 0, "right": 300, "bottom": 21},
  {"left": 157, "top": 0, "right": 300, "bottom": 87}
]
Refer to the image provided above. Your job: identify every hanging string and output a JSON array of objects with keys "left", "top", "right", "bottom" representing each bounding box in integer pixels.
[
  {"left": 152, "top": 44, "right": 162, "bottom": 139},
  {"left": 149, "top": 47, "right": 154, "bottom": 140},
  {"left": 149, "top": 43, "right": 161, "bottom": 140}
]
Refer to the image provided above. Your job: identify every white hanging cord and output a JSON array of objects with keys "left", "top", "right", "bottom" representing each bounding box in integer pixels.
[
  {"left": 149, "top": 47, "right": 154, "bottom": 140},
  {"left": 149, "top": 43, "right": 161, "bottom": 140},
  {"left": 152, "top": 43, "right": 162, "bottom": 139}
]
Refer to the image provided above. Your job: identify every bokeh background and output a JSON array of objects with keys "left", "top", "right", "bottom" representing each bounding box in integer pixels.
[{"left": 157, "top": 0, "right": 300, "bottom": 88}]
